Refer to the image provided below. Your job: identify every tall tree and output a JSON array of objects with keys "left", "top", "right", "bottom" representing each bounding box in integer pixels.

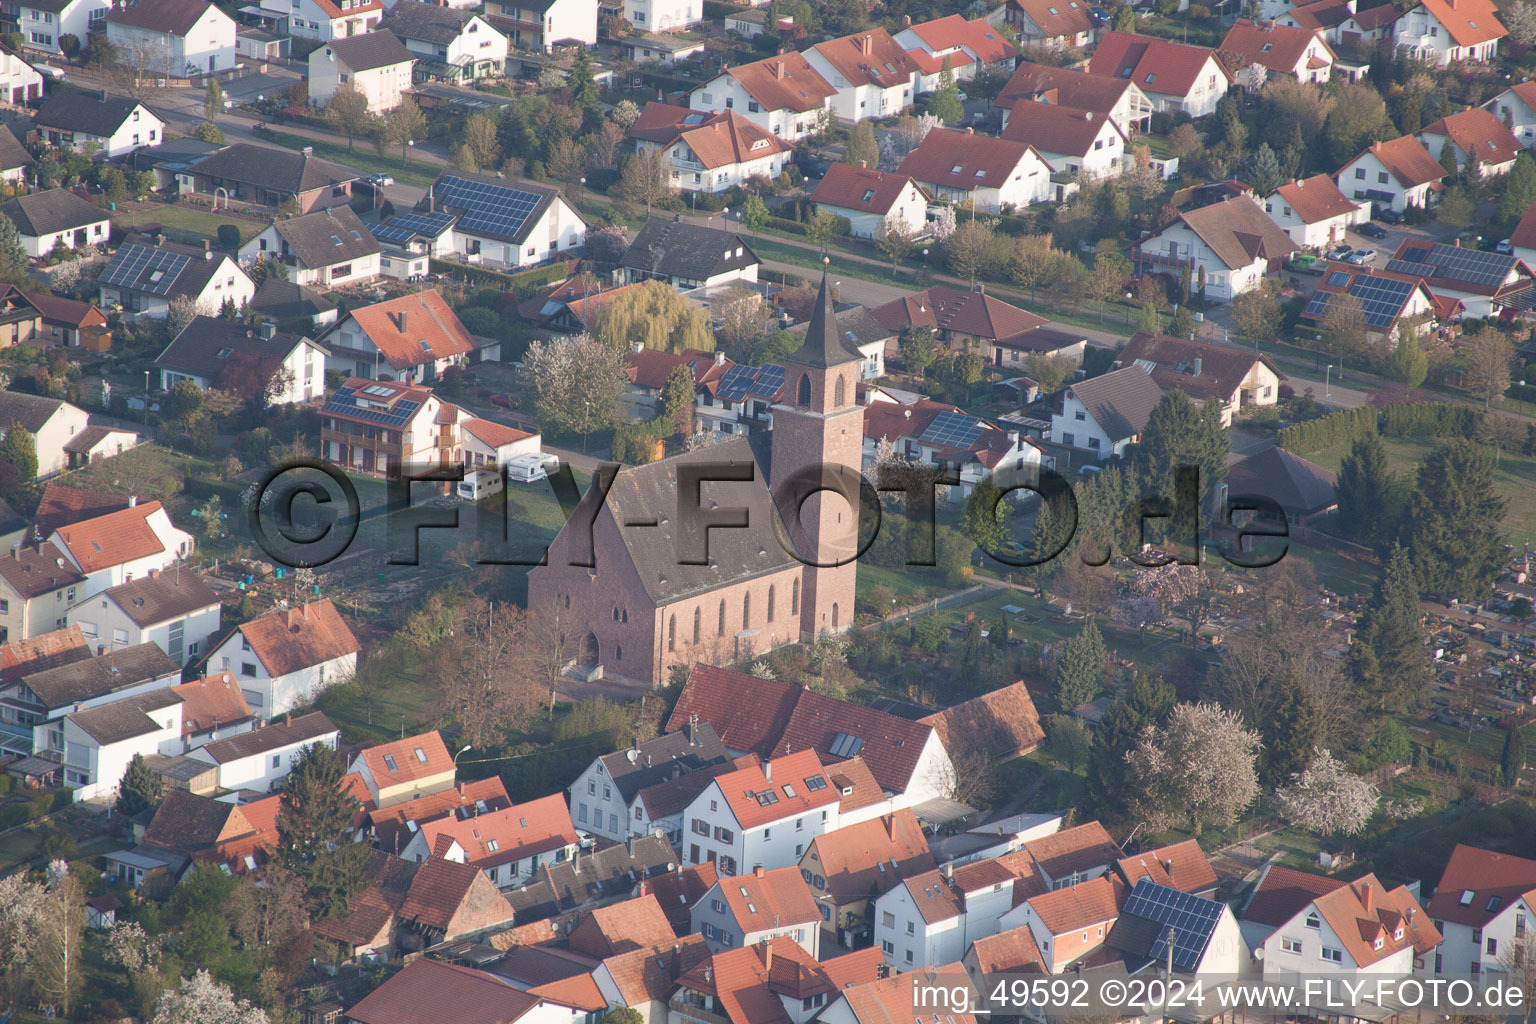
[
  {"left": 385, "top": 96, "right": 426, "bottom": 162},
  {"left": 1134, "top": 390, "right": 1229, "bottom": 538},
  {"left": 596, "top": 279, "right": 713, "bottom": 353},
  {"left": 1230, "top": 279, "right": 1282, "bottom": 344},
  {"left": 1409, "top": 438, "right": 1506, "bottom": 601},
  {"left": 1318, "top": 291, "right": 1367, "bottom": 362},
  {"left": 274, "top": 743, "right": 369, "bottom": 918},
  {"left": 929, "top": 57, "right": 963, "bottom": 125},
  {"left": 151, "top": 971, "right": 269, "bottom": 1024},
  {"left": 844, "top": 120, "right": 878, "bottom": 169},
  {"left": 1334, "top": 431, "right": 1396, "bottom": 549},
  {"left": 740, "top": 192, "right": 768, "bottom": 236},
  {"left": 1498, "top": 152, "right": 1536, "bottom": 224},
  {"left": 1263, "top": 677, "right": 1326, "bottom": 785},
  {"left": 115, "top": 753, "right": 162, "bottom": 817},
  {"left": 1274, "top": 749, "right": 1380, "bottom": 836},
  {"left": 1389, "top": 323, "right": 1428, "bottom": 387},
  {"left": 962, "top": 477, "right": 1009, "bottom": 557},
  {"left": 1053, "top": 618, "right": 1108, "bottom": 711},
  {"left": 1503, "top": 726, "right": 1527, "bottom": 788},
  {"left": 0, "top": 423, "right": 37, "bottom": 499},
  {"left": 321, "top": 87, "right": 371, "bottom": 151},
  {"left": 1247, "top": 142, "right": 1283, "bottom": 194},
  {"left": 1463, "top": 332, "right": 1512, "bottom": 408},
  {"left": 204, "top": 77, "right": 222, "bottom": 121},
  {"left": 0, "top": 212, "right": 27, "bottom": 285},
  {"left": 569, "top": 48, "right": 601, "bottom": 121},
  {"left": 1125, "top": 702, "right": 1261, "bottom": 835},
  {"left": 1352, "top": 543, "right": 1431, "bottom": 710},
  {"left": 521, "top": 334, "right": 628, "bottom": 437},
  {"left": 658, "top": 364, "right": 696, "bottom": 438},
  {"left": 1088, "top": 675, "right": 1175, "bottom": 817},
  {"left": 616, "top": 149, "right": 672, "bottom": 214}
]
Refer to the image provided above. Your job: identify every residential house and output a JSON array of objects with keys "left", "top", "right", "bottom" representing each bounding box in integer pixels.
[
  {"left": 811, "top": 164, "right": 929, "bottom": 240},
  {"left": 250, "top": 278, "right": 338, "bottom": 330},
  {"left": 423, "top": 171, "right": 585, "bottom": 268},
  {"left": 918, "top": 681, "right": 1044, "bottom": 763},
  {"left": 646, "top": 862, "right": 721, "bottom": 933},
  {"left": 692, "top": 864, "right": 822, "bottom": 954},
  {"left": 1419, "top": 106, "right": 1522, "bottom": 176},
  {"left": 689, "top": 53, "right": 837, "bottom": 143},
  {"left": 623, "top": 346, "right": 731, "bottom": 424},
  {"left": 871, "top": 858, "right": 1020, "bottom": 968},
  {"left": 321, "top": 289, "right": 483, "bottom": 384},
  {"left": 1001, "top": 100, "right": 1127, "bottom": 178},
  {"left": 1113, "top": 840, "right": 1219, "bottom": 897},
  {"left": 1425, "top": 844, "right": 1536, "bottom": 976},
  {"left": 1392, "top": 0, "right": 1503, "bottom": 64},
  {"left": 665, "top": 663, "right": 957, "bottom": 806},
  {"left": 1049, "top": 364, "right": 1164, "bottom": 459},
  {"left": 63, "top": 427, "right": 139, "bottom": 469},
  {"left": 1239, "top": 864, "right": 1348, "bottom": 949},
  {"left": 482, "top": 0, "right": 597, "bottom": 51},
  {"left": 1117, "top": 331, "right": 1282, "bottom": 425},
  {"left": 27, "top": 293, "right": 109, "bottom": 349},
  {"left": 804, "top": 29, "right": 919, "bottom": 123},
  {"left": 569, "top": 721, "right": 729, "bottom": 842},
  {"left": 368, "top": 776, "right": 512, "bottom": 855},
  {"left": 896, "top": 15, "right": 1018, "bottom": 86},
  {"left": 627, "top": 756, "right": 755, "bottom": 851},
  {"left": 1264, "top": 174, "right": 1369, "bottom": 247},
  {"left": 964, "top": 923, "right": 1047, "bottom": 981},
  {"left": 0, "top": 543, "right": 87, "bottom": 643},
  {"left": 172, "top": 671, "right": 255, "bottom": 750},
  {"left": 870, "top": 284, "right": 1085, "bottom": 369},
  {"left": 253, "top": 0, "right": 383, "bottom": 41},
  {"left": 820, "top": 968, "right": 978, "bottom": 1024},
  {"left": 1105, "top": 878, "right": 1247, "bottom": 976},
  {"left": 238, "top": 205, "right": 381, "bottom": 288},
  {"left": 995, "top": 875, "right": 1122, "bottom": 973},
  {"left": 898, "top": 128, "right": 1053, "bottom": 211},
  {"left": 591, "top": 935, "right": 712, "bottom": 1024},
  {"left": 1219, "top": 19, "right": 1335, "bottom": 83},
  {"left": 186, "top": 709, "right": 339, "bottom": 791},
  {"left": 1224, "top": 445, "right": 1339, "bottom": 525},
  {"left": 0, "top": 126, "right": 33, "bottom": 182},
  {"left": 35, "top": 88, "right": 164, "bottom": 156},
  {"left": 1337, "top": 136, "right": 1447, "bottom": 213},
  {"left": 155, "top": 316, "right": 327, "bottom": 405},
  {"left": 1134, "top": 195, "right": 1296, "bottom": 301},
  {"left": 1485, "top": 80, "right": 1536, "bottom": 148},
  {"left": 5, "top": 641, "right": 180, "bottom": 760},
  {"left": 180, "top": 143, "right": 360, "bottom": 213},
  {"left": 629, "top": 104, "right": 793, "bottom": 193},
  {"left": 378, "top": 1, "right": 507, "bottom": 81},
  {"left": 672, "top": 939, "right": 885, "bottom": 1024},
  {"left": 621, "top": 0, "right": 699, "bottom": 34},
  {"left": 623, "top": 31, "right": 708, "bottom": 64},
  {"left": 783, "top": 304, "right": 894, "bottom": 380},
  {"left": 97, "top": 235, "right": 255, "bottom": 319},
  {"left": 1299, "top": 264, "right": 1440, "bottom": 345},
  {"left": 619, "top": 222, "right": 760, "bottom": 291},
  {"left": 565, "top": 893, "right": 678, "bottom": 958},
  {"left": 1003, "top": 0, "right": 1095, "bottom": 49},
  {"left": 61, "top": 687, "right": 183, "bottom": 799},
  {"left": 32, "top": 484, "right": 132, "bottom": 542},
  {"left": 104, "top": 0, "right": 237, "bottom": 78},
  {"left": 0, "top": 390, "right": 88, "bottom": 477},
  {"left": 350, "top": 730, "right": 456, "bottom": 807},
  {"left": 505, "top": 835, "right": 680, "bottom": 925},
  {"left": 206, "top": 599, "right": 359, "bottom": 719},
  {"left": 1510, "top": 201, "right": 1536, "bottom": 268},
  {"left": 0, "top": 286, "right": 43, "bottom": 348},
  {"left": 863, "top": 396, "right": 1045, "bottom": 503},
  {"left": 0, "top": 188, "right": 109, "bottom": 258},
  {"left": 1383, "top": 237, "right": 1536, "bottom": 317},
  {"left": 318, "top": 377, "right": 467, "bottom": 478},
  {"left": 1087, "top": 32, "right": 1232, "bottom": 118},
  {"left": 67, "top": 566, "right": 218, "bottom": 666},
  {"left": 798, "top": 807, "right": 935, "bottom": 946},
  {"left": 0, "top": 627, "right": 92, "bottom": 756},
  {"left": 12, "top": 0, "right": 109, "bottom": 56},
  {"left": 461, "top": 418, "right": 540, "bottom": 469},
  {"left": 1017, "top": 821, "right": 1122, "bottom": 890},
  {"left": 110, "top": 788, "right": 255, "bottom": 887},
  {"left": 47, "top": 499, "right": 194, "bottom": 597},
  {"left": 346, "top": 953, "right": 593, "bottom": 1024},
  {"left": 679, "top": 749, "right": 846, "bottom": 877},
  {"left": 1251, "top": 869, "right": 1439, "bottom": 977},
  {"left": 308, "top": 29, "right": 414, "bottom": 112},
  {"left": 997, "top": 61, "right": 1153, "bottom": 134},
  {"left": 400, "top": 792, "right": 579, "bottom": 889}
]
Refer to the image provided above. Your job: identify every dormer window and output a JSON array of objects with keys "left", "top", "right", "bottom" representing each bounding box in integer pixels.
[
  {"left": 1262, "top": 42, "right": 1273, "bottom": 50},
  {"left": 1373, "top": 936, "right": 1384, "bottom": 951},
  {"left": 1394, "top": 926, "right": 1404, "bottom": 940},
  {"left": 1305, "top": 912, "right": 1320, "bottom": 928},
  {"left": 950, "top": 164, "right": 963, "bottom": 173}
]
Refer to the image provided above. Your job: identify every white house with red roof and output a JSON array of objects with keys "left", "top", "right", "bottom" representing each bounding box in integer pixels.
[
  {"left": 898, "top": 127, "right": 1053, "bottom": 212},
  {"left": 1133, "top": 194, "right": 1296, "bottom": 301},
  {"left": 679, "top": 749, "right": 843, "bottom": 877},
  {"left": 997, "top": 874, "right": 1123, "bottom": 973},
  {"left": 255, "top": 0, "right": 381, "bottom": 39},
  {"left": 997, "top": 61, "right": 1154, "bottom": 135},
  {"left": 872, "top": 858, "right": 1021, "bottom": 969},
  {"left": 1004, "top": 0, "right": 1096, "bottom": 48},
  {"left": 48, "top": 499, "right": 193, "bottom": 600},
  {"left": 1088, "top": 32, "right": 1231, "bottom": 118},
  {"left": 186, "top": 709, "right": 339, "bottom": 791},
  {"left": 1001, "top": 101, "right": 1127, "bottom": 179},
  {"left": 628, "top": 103, "right": 792, "bottom": 193},
  {"left": 400, "top": 792, "right": 579, "bottom": 888},
  {"left": 349, "top": 730, "right": 457, "bottom": 807},
  {"left": 804, "top": 29, "right": 921, "bottom": 123},
  {"left": 1250, "top": 870, "right": 1439, "bottom": 977},
  {"left": 692, "top": 864, "right": 823, "bottom": 955},
  {"left": 862, "top": 394, "right": 1044, "bottom": 503},
  {"left": 1425, "top": 844, "right": 1536, "bottom": 976},
  {"left": 1264, "top": 174, "right": 1369, "bottom": 247},
  {"left": 1418, "top": 107, "right": 1522, "bottom": 177},
  {"left": 673, "top": 937, "right": 885, "bottom": 1024},
  {"left": 1392, "top": 0, "right": 1504, "bottom": 64},
  {"left": 895, "top": 15, "right": 1018, "bottom": 90},
  {"left": 811, "top": 165, "right": 930, "bottom": 239},
  {"left": 1486, "top": 80, "right": 1536, "bottom": 148},
  {"left": 1336, "top": 136, "right": 1447, "bottom": 213},
  {"left": 103, "top": 0, "right": 237, "bottom": 77},
  {"left": 461, "top": 418, "right": 540, "bottom": 469},
  {"left": 322, "top": 289, "right": 484, "bottom": 385},
  {"left": 690, "top": 54, "right": 836, "bottom": 142},
  {"left": 206, "top": 599, "right": 359, "bottom": 720},
  {"left": 1219, "top": 19, "right": 1335, "bottom": 83}
]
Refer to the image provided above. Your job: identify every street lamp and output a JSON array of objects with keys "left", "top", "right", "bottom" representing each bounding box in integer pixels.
[
  {"left": 405, "top": 139, "right": 413, "bottom": 167},
  {"left": 453, "top": 743, "right": 473, "bottom": 766},
  {"left": 579, "top": 176, "right": 586, "bottom": 199},
  {"left": 1325, "top": 363, "right": 1333, "bottom": 398},
  {"left": 583, "top": 399, "right": 591, "bottom": 454},
  {"left": 143, "top": 370, "right": 150, "bottom": 427}
]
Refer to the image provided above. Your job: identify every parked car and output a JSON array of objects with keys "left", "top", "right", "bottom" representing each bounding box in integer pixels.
[
  {"left": 796, "top": 156, "right": 830, "bottom": 178},
  {"left": 1286, "top": 254, "right": 1326, "bottom": 274},
  {"left": 1357, "top": 222, "right": 1388, "bottom": 239},
  {"left": 1345, "top": 248, "right": 1377, "bottom": 265},
  {"left": 489, "top": 393, "right": 513, "bottom": 407},
  {"left": 1497, "top": 238, "right": 1513, "bottom": 254},
  {"left": 1326, "top": 244, "right": 1354, "bottom": 261},
  {"left": 365, "top": 173, "right": 394, "bottom": 188},
  {"left": 1375, "top": 207, "right": 1405, "bottom": 224}
]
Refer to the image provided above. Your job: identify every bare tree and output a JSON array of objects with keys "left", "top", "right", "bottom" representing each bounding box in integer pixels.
[
  {"left": 875, "top": 218, "right": 915, "bottom": 271},
  {"left": 111, "top": 36, "right": 173, "bottom": 99},
  {"left": 616, "top": 149, "right": 673, "bottom": 214},
  {"left": 714, "top": 287, "right": 771, "bottom": 350},
  {"left": 321, "top": 87, "right": 372, "bottom": 151},
  {"left": 431, "top": 599, "right": 543, "bottom": 746},
  {"left": 1463, "top": 332, "right": 1513, "bottom": 408}
]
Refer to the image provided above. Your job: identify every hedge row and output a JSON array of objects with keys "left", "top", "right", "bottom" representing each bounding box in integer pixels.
[
  {"left": 1507, "top": 382, "right": 1536, "bottom": 404},
  {"left": 1276, "top": 406, "right": 1377, "bottom": 455},
  {"left": 428, "top": 259, "right": 572, "bottom": 298},
  {"left": 764, "top": 213, "right": 853, "bottom": 238},
  {"left": 1380, "top": 402, "right": 1477, "bottom": 438}
]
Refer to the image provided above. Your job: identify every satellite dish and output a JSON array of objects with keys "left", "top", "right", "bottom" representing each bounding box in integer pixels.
[{"left": 626, "top": 749, "right": 638, "bottom": 763}]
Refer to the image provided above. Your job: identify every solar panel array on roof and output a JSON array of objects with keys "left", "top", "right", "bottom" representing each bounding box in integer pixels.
[
  {"left": 919, "top": 409, "right": 983, "bottom": 450},
  {"left": 436, "top": 174, "right": 545, "bottom": 241},
  {"left": 372, "top": 211, "right": 455, "bottom": 244},
  {"left": 1384, "top": 258, "right": 1429, "bottom": 277},
  {"left": 715, "top": 363, "right": 785, "bottom": 403},
  {"left": 828, "top": 732, "right": 865, "bottom": 758},
  {"left": 1122, "top": 878, "right": 1223, "bottom": 971},
  {"left": 1389, "top": 243, "right": 1514, "bottom": 288},
  {"left": 100, "top": 245, "right": 191, "bottom": 295},
  {"left": 323, "top": 382, "right": 422, "bottom": 427},
  {"left": 1305, "top": 273, "right": 1418, "bottom": 329}
]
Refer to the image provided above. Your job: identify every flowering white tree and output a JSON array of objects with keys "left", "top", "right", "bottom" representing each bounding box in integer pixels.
[
  {"left": 152, "top": 971, "right": 270, "bottom": 1024},
  {"left": 931, "top": 205, "right": 957, "bottom": 244},
  {"left": 1113, "top": 595, "right": 1162, "bottom": 633},
  {"left": 105, "top": 921, "right": 161, "bottom": 974},
  {"left": 1504, "top": 0, "right": 1536, "bottom": 44},
  {"left": 0, "top": 872, "right": 49, "bottom": 1003},
  {"left": 1125, "top": 702, "right": 1261, "bottom": 835},
  {"left": 611, "top": 99, "right": 642, "bottom": 129},
  {"left": 521, "top": 333, "right": 627, "bottom": 436},
  {"left": 1274, "top": 749, "right": 1380, "bottom": 836}
]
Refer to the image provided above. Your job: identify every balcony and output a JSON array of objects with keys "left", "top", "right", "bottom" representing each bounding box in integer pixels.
[
  {"left": 669, "top": 997, "right": 732, "bottom": 1024},
  {"left": 1135, "top": 248, "right": 1192, "bottom": 272}
]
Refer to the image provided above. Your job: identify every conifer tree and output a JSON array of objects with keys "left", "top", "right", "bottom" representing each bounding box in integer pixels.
[
  {"left": 1409, "top": 438, "right": 1506, "bottom": 601},
  {"left": 1054, "top": 618, "right": 1108, "bottom": 710},
  {"left": 1352, "top": 544, "right": 1431, "bottom": 711},
  {"left": 115, "top": 753, "right": 162, "bottom": 817},
  {"left": 276, "top": 743, "right": 369, "bottom": 919}
]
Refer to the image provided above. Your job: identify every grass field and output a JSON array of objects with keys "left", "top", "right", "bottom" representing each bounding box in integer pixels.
[
  {"left": 1306, "top": 434, "right": 1536, "bottom": 543},
  {"left": 113, "top": 204, "right": 267, "bottom": 245}
]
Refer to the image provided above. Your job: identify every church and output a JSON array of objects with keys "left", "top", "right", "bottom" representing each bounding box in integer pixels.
[{"left": 527, "top": 273, "right": 863, "bottom": 687}]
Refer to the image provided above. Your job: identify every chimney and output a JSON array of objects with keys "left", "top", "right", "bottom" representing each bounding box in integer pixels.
[
  {"left": 149, "top": 567, "right": 160, "bottom": 579},
  {"left": 128, "top": 496, "right": 138, "bottom": 507},
  {"left": 755, "top": 865, "right": 766, "bottom": 878},
  {"left": 284, "top": 713, "right": 291, "bottom": 727},
  {"left": 631, "top": 340, "right": 644, "bottom": 354},
  {"left": 1360, "top": 881, "right": 1373, "bottom": 911},
  {"left": 763, "top": 940, "right": 773, "bottom": 972},
  {"left": 303, "top": 146, "right": 313, "bottom": 155},
  {"left": 203, "top": 239, "right": 211, "bottom": 254},
  {"left": 1454, "top": 238, "right": 1461, "bottom": 247},
  {"left": 903, "top": 13, "right": 911, "bottom": 24},
  {"left": 259, "top": 322, "right": 276, "bottom": 340},
  {"left": 8, "top": 546, "right": 15, "bottom": 559},
  {"left": 1192, "top": 357, "right": 1202, "bottom": 376},
  {"left": 943, "top": 862, "right": 953, "bottom": 880},
  {"left": 631, "top": 734, "right": 639, "bottom": 751},
  {"left": 775, "top": 60, "right": 786, "bottom": 80},
  {"left": 155, "top": 234, "right": 165, "bottom": 247},
  {"left": 764, "top": 760, "right": 772, "bottom": 781},
  {"left": 1164, "top": 858, "right": 1174, "bottom": 881},
  {"left": 714, "top": 351, "right": 726, "bottom": 366}
]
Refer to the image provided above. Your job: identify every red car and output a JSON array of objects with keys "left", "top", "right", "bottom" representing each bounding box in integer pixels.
[{"left": 490, "top": 393, "right": 512, "bottom": 408}]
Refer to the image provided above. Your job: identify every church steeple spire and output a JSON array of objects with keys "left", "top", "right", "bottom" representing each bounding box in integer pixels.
[{"left": 787, "top": 271, "right": 863, "bottom": 370}]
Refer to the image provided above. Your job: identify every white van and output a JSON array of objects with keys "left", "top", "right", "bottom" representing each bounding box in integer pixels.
[
  {"left": 457, "top": 468, "right": 504, "bottom": 501},
  {"left": 35, "top": 64, "right": 65, "bottom": 81},
  {"left": 505, "top": 453, "right": 559, "bottom": 484}
]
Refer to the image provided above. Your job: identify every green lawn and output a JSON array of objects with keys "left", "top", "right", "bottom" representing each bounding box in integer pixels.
[
  {"left": 113, "top": 204, "right": 268, "bottom": 244},
  {"left": 1306, "top": 434, "right": 1536, "bottom": 544},
  {"left": 260, "top": 129, "right": 441, "bottom": 189}
]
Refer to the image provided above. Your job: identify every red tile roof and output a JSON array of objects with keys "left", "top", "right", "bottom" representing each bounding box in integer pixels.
[
  {"left": 1426, "top": 844, "right": 1536, "bottom": 927},
  {"left": 1313, "top": 875, "right": 1439, "bottom": 966},
  {"left": 53, "top": 501, "right": 168, "bottom": 573},
  {"left": 898, "top": 127, "right": 1048, "bottom": 190},
  {"left": 805, "top": 808, "right": 934, "bottom": 901},
  {"left": 358, "top": 730, "right": 454, "bottom": 790},
  {"left": 810, "top": 29, "right": 921, "bottom": 89},
  {"left": 997, "top": 61, "right": 1137, "bottom": 116},
  {"left": 568, "top": 893, "right": 679, "bottom": 957},
  {"left": 238, "top": 599, "right": 359, "bottom": 677},
  {"left": 1241, "top": 864, "right": 1347, "bottom": 927},
  {"left": 600, "top": 935, "right": 712, "bottom": 1005},
  {"left": 643, "top": 862, "right": 720, "bottom": 931},
  {"left": 719, "top": 53, "right": 836, "bottom": 113},
  {"left": 1027, "top": 875, "right": 1123, "bottom": 935},
  {"left": 828, "top": 756, "right": 885, "bottom": 814},
  {"left": 1419, "top": 0, "right": 1506, "bottom": 47},
  {"left": 1422, "top": 107, "right": 1522, "bottom": 167},
  {"left": 0, "top": 626, "right": 89, "bottom": 685},
  {"left": 679, "top": 111, "right": 794, "bottom": 170},
  {"left": 871, "top": 284, "right": 1048, "bottom": 341},
  {"left": 1002, "top": 101, "right": 1124, "bottom": 157},
  {"left": 1270, "top": 174, "right": 1364, "bottom": 224},
  {"left": 773, "top": 692, "right": 933, "bottom": 795},
  {"left": 970, "top": 923, "right": 1047, "bottom": 973},
  {"left": 625, "top": 347, "right": 732, "bottom": 391},
  {"left": 1023, "top": 822, "right": 1122, "bottom": 881},
  {"left": 34, "top": 483, "right": 132, "bottom": 538},
  {"left": 678, "top": 937, "right": 885, "bottom": 1024},
  {"left": 1219, "top": 19, "right": 1334, "bottom": 74},
  {"left": 1171, "top": 195, "right": 1296, "bottom": 270},
  {"left": 864, "top": 397, "right": 1037, "bottom": 470},
  {"left": 1089, "top": 32, "right": 1232, "bottom": 98},
  {"left": 172, "top": 672, "right": 254, "bottom": 737},
  {"left": 395, "top": 856, "right": 505, "bottom": 933},
  {"left": 1114, "top": 840, "right": 1218, "bottom": 894},
  {"left": 919, "top": 682, "right": 1044, "bottom": 760},
  {"left": 368, "top": 777, "right": 512, "bottom": 854},
  {"left": 666, "top": 664, "right": 801, "bottom": 757},
  {"left": 1008, "top": 0, "right": 1094, "bottom": 40},
  {"left": 715, "top": 866, "right": 822, "bottom": 933},
  {"left": 812, "top": 164, "right": 926, "bottom": 215},
  {"left": 416, "top": 793, "right": 577, "bottom": 870},
  {"left": 347, "top": 289, "right": 477, "bottom": 372},
  {"left": 347, "top": 958, "right": 536, "bottom": 1024},
  {"left": 462, "top": 418, "right": 534, "bottom": 449},
  {"left": 709, "top": 750, "right": 841, "bottom": 830},
  {"left": 906, "top": 15, "right": 1017, "bottom": 64},
  {"left": 837, "top": 969, "right": 978, "bottom": 1024},
  {"left": 1512, "top": 201, "right": 1536, "bottom": 251},
  {"left": 529, "top": 973, "right": 607, "bottom": 1012},
  {"left": 1347, "top": 136, "right": 1446, "bottom": 188}
]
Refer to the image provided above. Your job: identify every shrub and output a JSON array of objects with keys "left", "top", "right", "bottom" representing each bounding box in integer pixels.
[
  {"left": 1380, "top": 401, "right": 1477, "bottom": 437},
  {"left": 1275, "top": 405, "right": 1377, "bottom": 454},
  {"left": 216, "top": 223, "right": 241, "bottom": 250}
]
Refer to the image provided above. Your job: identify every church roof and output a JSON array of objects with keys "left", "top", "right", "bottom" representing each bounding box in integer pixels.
[{"left": 786, "top": 272, "right": 865, "bottom": 369}]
